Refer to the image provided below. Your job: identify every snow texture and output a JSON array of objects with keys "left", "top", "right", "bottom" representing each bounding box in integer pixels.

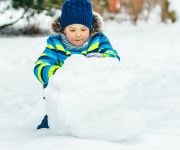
[
  {"left": 46, "top": 55, "right": 144, "bottom": 141},
  {"left": 1, "top": 17, "right": 180, "bottom": 150}
]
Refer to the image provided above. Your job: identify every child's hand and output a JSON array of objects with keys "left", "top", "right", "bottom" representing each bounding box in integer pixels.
[{"left": 86, "top": 53, "right": 103, "bottom": 58}]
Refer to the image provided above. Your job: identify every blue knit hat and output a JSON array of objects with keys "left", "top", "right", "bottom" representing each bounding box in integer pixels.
[{"left": 60, "top": 0, "right": 93, "bottom": 30}]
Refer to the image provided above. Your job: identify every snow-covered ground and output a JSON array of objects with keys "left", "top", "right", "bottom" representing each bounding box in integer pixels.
[{"left": 1, "top": 21, "right": 180, "bottom": 149}]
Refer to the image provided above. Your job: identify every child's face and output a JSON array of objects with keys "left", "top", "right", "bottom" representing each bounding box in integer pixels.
[{"left": 64, "top": 24, "right": 90, "bottom": 46}]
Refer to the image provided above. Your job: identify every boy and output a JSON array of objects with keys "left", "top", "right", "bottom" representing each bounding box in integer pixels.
[{"left": 34, "top": 0, "right": 120, "bottom": 129}]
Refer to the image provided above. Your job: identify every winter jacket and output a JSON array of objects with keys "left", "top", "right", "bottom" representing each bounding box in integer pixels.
[{"left": 34, "top": 12, "right": 120, "bottom": 86}]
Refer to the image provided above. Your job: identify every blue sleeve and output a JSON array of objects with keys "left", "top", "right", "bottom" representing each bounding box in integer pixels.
[
  {"left": 33, "top": 36, "right": 65, "bottom": 85},
  {"left": 98, "top": 33, "right": 120, "bottom": 61}
]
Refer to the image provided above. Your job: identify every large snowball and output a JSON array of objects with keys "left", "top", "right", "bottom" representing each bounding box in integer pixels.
[{"left": 45, "top": 55, "right": 144, "bottom": 142}]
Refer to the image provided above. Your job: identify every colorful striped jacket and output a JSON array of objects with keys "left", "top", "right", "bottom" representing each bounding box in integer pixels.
[{"left": 34, "top": 13, "right": 120, "bottom": 86}]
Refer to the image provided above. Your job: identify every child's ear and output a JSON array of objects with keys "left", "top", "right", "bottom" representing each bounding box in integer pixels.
[{"left": 63, "top": 29, "right": 66, "bottom": 34}]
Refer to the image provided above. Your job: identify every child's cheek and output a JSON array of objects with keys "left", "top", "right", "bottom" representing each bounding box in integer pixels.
[{"left": 67, "top": 34, "right": 74, "bottom": 42}]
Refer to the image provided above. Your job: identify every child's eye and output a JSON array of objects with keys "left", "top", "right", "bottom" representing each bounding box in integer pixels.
[
  {"left": 81, "top": 29, "right": 87, "bottom": 31},
  {"left": 69, "top": 30, "right": 75, "bottom": 32}
]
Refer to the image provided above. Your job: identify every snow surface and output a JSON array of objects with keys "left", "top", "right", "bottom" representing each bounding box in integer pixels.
[
  {"left": 46, "top": 56, "right": 144, "bottom": 141},
  {"left": 1, "top": 21, "right": 180, "bottom": 149}
]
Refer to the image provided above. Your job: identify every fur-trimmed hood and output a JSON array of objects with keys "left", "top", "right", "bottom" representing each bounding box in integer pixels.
[{"left": 51, "top": 11, "right": 104, "bottom": 35}]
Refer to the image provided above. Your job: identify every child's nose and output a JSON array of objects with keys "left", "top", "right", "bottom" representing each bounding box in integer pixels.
[{"left": 75, "top": 31, "right": 81, "bottom": 37}]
